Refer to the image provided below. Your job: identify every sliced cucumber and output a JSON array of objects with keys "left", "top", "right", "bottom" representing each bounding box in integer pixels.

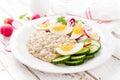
[
  {"left": 84, "top": 39, "right": 92, "bottom": 46},
  {"left": 88, "top": 45, "right": 100, "bottom": 55},
  {"left": 52, "top": 56, "right": 70, "bottom": 64},
  {"left": 86, "top": 55, "right": 94, "bottom": 59},
  {"left": 71, "top": 55, "right": 86, "bottom": 61},
  {"left": 75, "top": 47, "right": 90, "bottom": 55},
  {"left": 65, "top": 59, "right": 84, "bottom": 66},
  {"left": 84, "top": 39, "right": 101, "bottom": 48},
  {"left": 86, "top": 40, "right": 101, "bottom": 55}
]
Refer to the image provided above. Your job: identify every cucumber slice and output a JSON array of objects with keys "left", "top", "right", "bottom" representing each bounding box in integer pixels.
[
  {"left": 71, "top": 55, "right": 86, "bottom": 61},
  {"left": 65, "top": 59, "right": 84, "bottom": 66},
  {"left": 84, "top": 39, "right": 101, "bottom": 48},
  {"left": 75, "top": 47, "right": 90, "bottom": 55},
  {"left": 86, "top": 55, "right": 94, "bottom": 59},
  {"left": 88, "top": 45, "right": 100, "bottom": 55},
  {"left": 52, "top": 56, "right": 70, "bottom": 64},
  {"left": 86, "top": 40, "right": 101, "bottom": 55},
  {"left": 84, "top": 39, "right": 92, "bottom": 46}
]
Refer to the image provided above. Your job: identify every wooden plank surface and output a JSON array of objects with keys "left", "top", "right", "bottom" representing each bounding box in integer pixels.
[
  {"left": 0, "top": 0, "right": 96, "bottom": 80},
  {"left": 0, "top": 52, "right": 40, "bottom": 80},
  {"left": 0, "top": 60, "right": 14, "bottom": 80},
  {"left": 0, "top": 0, "right": 120, "bottom": 80}
]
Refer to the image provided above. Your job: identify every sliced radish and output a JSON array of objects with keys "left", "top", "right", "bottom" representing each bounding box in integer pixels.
[
  {"left": 84, "top": 39, "right": 92, "bottom": 47},
  {"left": 83, "top": 29, "right": 90, "bottom": 38},
  {"left": 84, "top": 42, "right": 91, "bottom": 47},
  {"left": 76, "top": 35, "right": 88, "bottom": 42},
  {"left": 80, "top": 36, "right": 88, "bottom": 41},
  {"left": 69, "top": 18, "right": 75, "bottom": 27},
  {"left": 90, "top": 33, "right": 100, "bottom": 41},
  {"left": 42, "top": 19, "right": 49, "bottom": 24}
]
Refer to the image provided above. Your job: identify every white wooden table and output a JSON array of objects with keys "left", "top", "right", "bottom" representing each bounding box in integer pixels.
[{"left": 0, "top": 0, "right": 120, "bottom": 80}]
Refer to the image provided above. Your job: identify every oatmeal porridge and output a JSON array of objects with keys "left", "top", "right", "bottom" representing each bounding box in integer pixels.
[{"left": 27, "top": 30, "right": 76, "bottom": 62}]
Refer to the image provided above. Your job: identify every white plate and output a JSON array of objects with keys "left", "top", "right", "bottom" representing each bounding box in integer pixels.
[{"left": 10, "top": 16, "right": 115, "bottom": 73}]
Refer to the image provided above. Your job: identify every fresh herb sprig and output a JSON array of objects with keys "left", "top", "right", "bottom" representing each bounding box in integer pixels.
[
  {"left": 57, "top": 16, "right": 67, "bottom": 25},
  {"left": 19, "top": 13, "right": 30, "bottom": 21}
]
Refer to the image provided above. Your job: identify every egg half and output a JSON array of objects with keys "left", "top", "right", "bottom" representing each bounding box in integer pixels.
[
  {"left": 49, "top": 23, "right": 73, "bottom": 35},
  {"left": 71, "top": 22, "right": 84, "bottom": 39},
  {"left": 36, "top": 23, "right": 50, "bottom": 30},
  {"left": 55, "top": 42, "right": 84, "bottom": 55}
]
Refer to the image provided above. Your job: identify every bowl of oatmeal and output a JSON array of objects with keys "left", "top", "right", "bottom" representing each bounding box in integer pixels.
[{"left": 10, "top": 16, "right": 115, "bottom": 73}]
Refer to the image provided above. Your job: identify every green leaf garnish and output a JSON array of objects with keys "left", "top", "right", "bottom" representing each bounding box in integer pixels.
[
  {"left": 57, "top": 16, "right": 67, "bottom": 25},
  {"left": 19, "top": 13, "right": 27, "bottom": 19},
  {"left": 26, "top": 16, "right": 31, "bottom": 20}
]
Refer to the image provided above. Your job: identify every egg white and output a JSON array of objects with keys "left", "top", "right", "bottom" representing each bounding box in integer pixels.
[
  {"left": 49, "top": 24, "right": 73, "bottom": 35},
  {"left": 71, "top": 33, "right": 83, "bottom": 39},
  {"left": 70, "top": 22, "right": 84, "bottom": 39},
  {"left": 35, "top": 24, "right": 50, "bottom": 30},
  {"left": 55, "top": 42, "right": 84, "bottom": 55}
]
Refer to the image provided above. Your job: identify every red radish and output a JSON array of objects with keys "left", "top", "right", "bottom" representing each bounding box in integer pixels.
[
  {"left": 42, "top": 19, "right": 49, "bottom": 24},
  {"left": 4, "top": 18, "right": 14, "bottom": 25},
  {"left": 31, "top": 14, "right": 40, "bottom": 20},
  {"left": 84, "top": 39, "right": 91, "bottom": 47},
  {"left": 84, "top": 43, "right": 91, "bottom": 47},
  {"left": 83, "top": 29, "right": 90, "bottom": 38},
  {"left": 69, "top": 18, "right": 75, "bottom": 27},
  {"left": 0, "top": 24, "right": 13, "bottom": 37},
  {"left": 90, "top": 33, "right": 100, "bottom": 41}
]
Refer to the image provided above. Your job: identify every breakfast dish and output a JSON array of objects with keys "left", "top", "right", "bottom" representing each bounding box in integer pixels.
[
  {"left": 27, "top": 16, "right": 101, "bottom": 66},
  {"left": 10, "top": 16, "right": 115, "bottom": 73}
]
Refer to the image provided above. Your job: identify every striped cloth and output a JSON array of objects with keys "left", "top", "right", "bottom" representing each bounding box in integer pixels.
[{"left": 47, "top": 0, "right": 120, "bottom": 23}]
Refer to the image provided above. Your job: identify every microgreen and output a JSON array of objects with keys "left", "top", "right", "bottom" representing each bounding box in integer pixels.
[
  {"left": 19, "top": 13, "right": 31, "bottom": 21},
  {"left": 57, "top": 16, "right": 67, "bottom": 25},
  {"left": 19, "top": 13, "right": 27, "bottom": 19}
]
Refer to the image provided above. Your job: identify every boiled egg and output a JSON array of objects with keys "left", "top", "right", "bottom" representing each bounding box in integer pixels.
[
  {"left": 71, "top": 22, "right": 84, "bottom": 39},
  {"left": 55, "top": 42, "right": 84, "bottom": 55},
  {"left": 49, "top": 23, "right": 73, "bottom": 35},
  {"left": 36, "top": 23, "right": 50, "bottom": 30}
]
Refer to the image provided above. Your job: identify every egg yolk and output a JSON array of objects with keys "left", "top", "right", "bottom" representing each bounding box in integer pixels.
[
  {"left": 73, "top": 23, "right": 83, "bottom": 34},
  {"left": 60, "top": 44, "right": 75, "bottom": 51},
  {"left": 37, "top": 23, "right": 49, "bottom": 28},
  {"left": 52, "top": 25, "right": 66, "bottom": 32}
]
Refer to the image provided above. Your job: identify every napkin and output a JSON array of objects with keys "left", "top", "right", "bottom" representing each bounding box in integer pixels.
[{"left": 49, "top": 0, "right": 120, "bottom": 23}]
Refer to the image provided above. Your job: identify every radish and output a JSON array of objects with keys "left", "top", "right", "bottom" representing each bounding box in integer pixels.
[
  {"left": 84, "top": 39, "right": 92, "bottom": 47},
  {"left": 4, "top": 18, "right": 14, "bottom": 25},
  {"left": 42, "top": 19, "right": 49, "bottom": 24},
  {"left": 83, "top": 29, "right": 90, "bottom": 38},
  {"left": 69, "top": 18, "right": 75, "bottom": 27},
  {"left": 31, "top": 14, "right": 40, "bottom": 20},
  {"left": 0, "top": 24, "right": 13, "bottom": 37},
  {"left": 90, "top": 33, "right": 100, "bottom": 41}
]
